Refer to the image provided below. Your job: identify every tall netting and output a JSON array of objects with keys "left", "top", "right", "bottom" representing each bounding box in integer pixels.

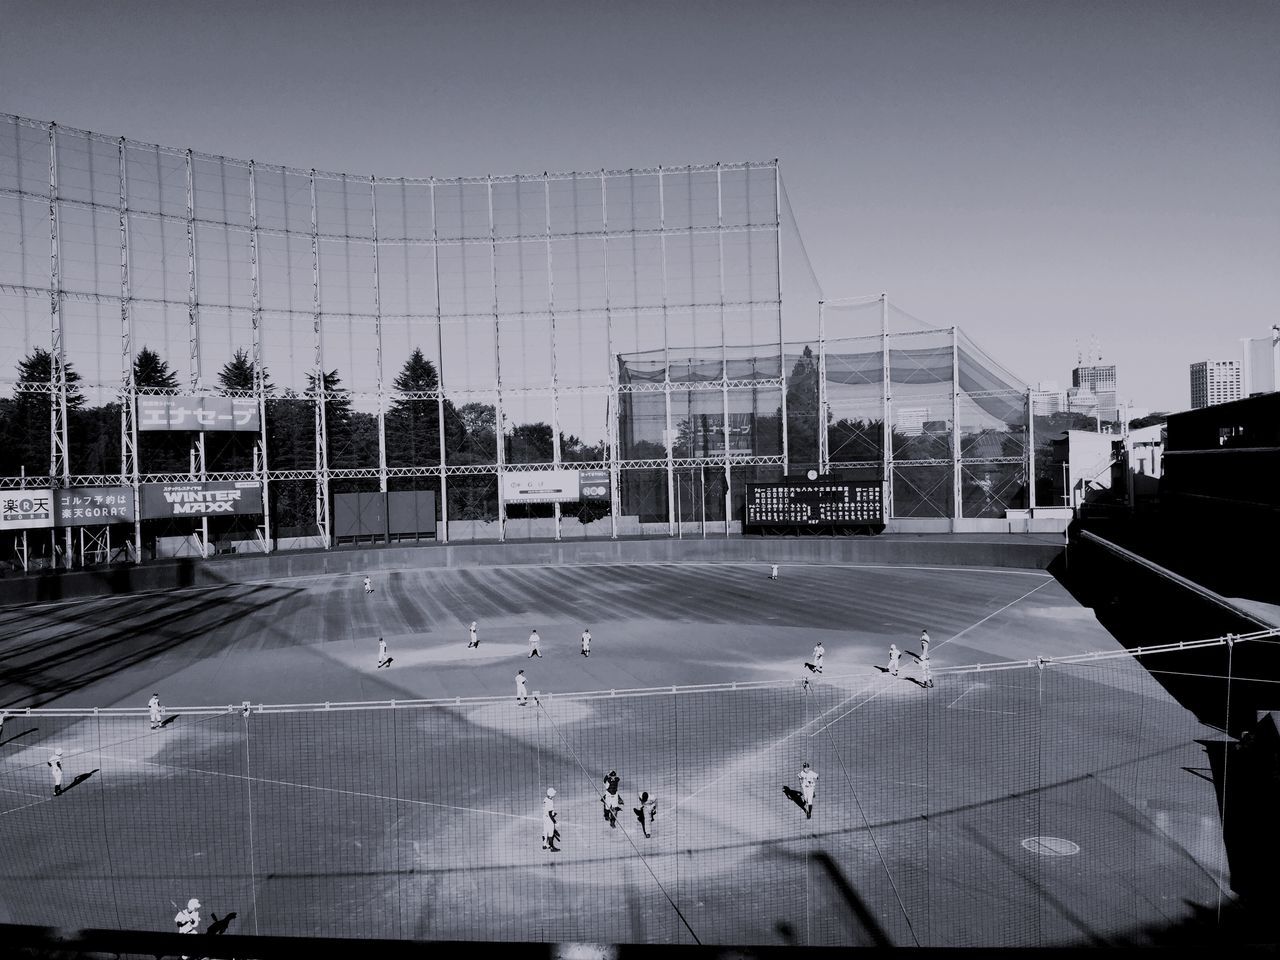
[
  {"left": 1, "top": 112, "right": 1046, "bottom": 560},
  {"left": 0, "top": 636, "right": 1261, "bottom": 946}
]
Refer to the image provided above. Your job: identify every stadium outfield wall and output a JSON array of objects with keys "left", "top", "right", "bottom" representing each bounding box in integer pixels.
[{"left": 0, "top": 532, "right": 1063, "bottom": 605}]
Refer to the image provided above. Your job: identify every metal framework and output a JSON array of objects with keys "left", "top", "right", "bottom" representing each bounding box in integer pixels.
[{"left": 0, "top": 113, "right": 1042, "bottom": 560}]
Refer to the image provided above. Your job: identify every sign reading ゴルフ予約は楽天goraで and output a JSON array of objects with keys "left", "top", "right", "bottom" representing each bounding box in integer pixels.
[
  {"left": 55, "top": 486, "right": 135, "bottom": 526},
  {"left": 0, "top": 491, "right": 55, "bottom": 530},
  {"left": 139, "top": 481, "right": 264, "bottom": 520}
]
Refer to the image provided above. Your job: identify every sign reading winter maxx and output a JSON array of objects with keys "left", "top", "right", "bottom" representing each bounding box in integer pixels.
[{"left": 139, "top": 481, "right": 263, "bottom": 520}]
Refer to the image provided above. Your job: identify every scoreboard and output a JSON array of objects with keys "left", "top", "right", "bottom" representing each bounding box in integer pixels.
[{"left": 746, "top": 480, "right": 884, "bottom": 528}]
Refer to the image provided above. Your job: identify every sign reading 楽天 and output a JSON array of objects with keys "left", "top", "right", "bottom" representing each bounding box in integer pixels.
[
  {"left": 137, "top": 396, "right": 260, "bottom": 432},
  {"left": 0, "top": 490, "right": 55, "bottom": 530},
  {"left": 139, "top": 481, "right": 264, "bottom": 520}
]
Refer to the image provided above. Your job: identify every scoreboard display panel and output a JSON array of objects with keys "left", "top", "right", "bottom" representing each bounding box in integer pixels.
[{"left": 746, "top": 480, "right": 884, "bottom": 527}]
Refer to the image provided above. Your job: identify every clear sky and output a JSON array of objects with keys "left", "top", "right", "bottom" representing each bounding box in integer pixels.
[{"left": 1, "top": 0, "right": 1276, "bottom": 413}]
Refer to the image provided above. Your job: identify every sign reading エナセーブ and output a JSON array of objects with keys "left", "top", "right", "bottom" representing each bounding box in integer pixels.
[
  {"left": 0, "top": 491, "right": 55, "bottom": 530},
  {"left": 139, "top": 481, "right": 263, "bottom": 519},
  {"left": 137, "top": 396, "right": 260, "bottom": 432}
]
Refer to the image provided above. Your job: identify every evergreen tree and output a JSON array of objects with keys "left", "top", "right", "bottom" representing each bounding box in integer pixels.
[
  {"left": 217, "top": 348, "right": 273, "bottom": 395},
  {"left": 783, "top": 346, "right": 820, "bottom": 468},
  {"left": 386, "top": 349, "right": 443, "bottom": 469},
  {"left": 132, "top": 346, "right": 179, "bottom": 391},
  {"left": 2, "top": 348, "right": 84, "bottom": 478}
]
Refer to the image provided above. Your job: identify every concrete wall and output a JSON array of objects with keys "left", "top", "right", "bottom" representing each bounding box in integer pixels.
[{"left": 0, "top": 534, "right": 1063, "bottom": 607}]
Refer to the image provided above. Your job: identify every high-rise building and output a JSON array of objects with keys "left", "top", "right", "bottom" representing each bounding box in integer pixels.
[
  {"left": 1072, "top": 363, "right": 1118, "bottom": 423},
  {"left": 1189, "top": 360, "right": 1242, "bottom": 409},
  {"left": 1030, "top": 381, "right": 1066, "bottom": 416},
  {"left": 1066, "top": 385, "right": 1099, "bottom": 418},
  {"left": 1240, "top": 327, "right": 1280, "bottom": 397}
]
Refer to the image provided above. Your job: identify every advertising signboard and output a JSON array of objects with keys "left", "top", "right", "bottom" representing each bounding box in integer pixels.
[
  {"left": 139, "top": 481, "right": 263, "bottom": 519},
  {"left": 55, "top": 486, "right": 135, "bottom": 526},
  {"left": 501, "top": 469, "right": 582, "bottom": 504},
  {"left": 137, "top": 396, "right": 260, "bottom": 432},
  {"left": 0, "top": 490, "right": 55, "bottom": 530},
  {"left": 577, "top": 469, "right": 611, "bottom": 501}
]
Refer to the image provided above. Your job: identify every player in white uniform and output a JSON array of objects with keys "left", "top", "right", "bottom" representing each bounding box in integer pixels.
[
  {"left": 919, "top": 629, "right": 930, "bottom": 661},
  {"left": 770, "top": 563, "right": 779, "bottom": 580},
  {"left": 601, "top": 770, "right": 622, "bottom": 827},
  {"left": 0, "top": 709, "right": 8, "bottom": 740},
  {"left": 175, "top": 896, "right": 200, "bottom": 934},
  {"left": 920, "top": 654, "right": 934, "bottom": 688},
  {"left": 515, "top": 670, "right": 529, "bottom": 706},
  {"left": 377, "top": 637, "right": 390, "bottom": 668},
  {"left": 49, "top": 748, "right": 63, "bottom": 797},
  {"left": 528, "top": 629, "right": 542, "bottom": 658},
  {"left": 799, "top": 761, "right": 819, "bottom": 819},
  {"left": 148, "top": 694, "right": 163, "bottom": 730},
  {"left": 542, "top": 787, "right": 560, "bottom": 851},
  {"left": 634, "top": 791, "right": 657, "bottom": 838},
  {"left": 580, "top": 628, "right": 591, "bottom": 658},
  {"left": 467, "top": 621, "right": 478, "bottom": 648},
  {"left": 812, "top": 642, "right": 825, "bottom": 674},
  {"left": 363, "top": 576, "right": 373, "bottom": 595},
  {"left": 887, "top": 643, "right": 901, "bottom": 677}
]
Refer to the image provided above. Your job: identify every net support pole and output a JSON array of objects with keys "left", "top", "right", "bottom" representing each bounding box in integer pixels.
[
  {"left": 951, "top": 325, "right": 961, "bottom": 522},
  {"left": 717, "top": 164, "right": 732, "bottom": 533},
  {"left": 371, "top": 176, "right": 388, "bottom": 508},
  {"left": 658, "top": 168, "right": 675, "bottom": 536},
  {"left": 431, "top": 179, "right": 448, "bottom": 545},
  {"left": 880, "top": 292, "right": 892, "bottom": 518},
  {"left": 817, "top": 300, "right": 828, "bottom": 474},
  {"left": 186, "top": 150, "right": 210, "bottom": 557},
  {"left": 48, "top": 124, "right": 71, "bottom": 566},
  {"left": 489, "top": 176, "right": 507, "bottom": 543},
  {"left": 118, "top": 136, "right": 143, "bottom": 562},
  {"left": 1027, "top": 388, "right": 1036, "bottom": 512},
  {"left": 601, "top": 171, "right": 619, "bottom": 540},
  {"left": 776, "top": 163, "right": 788, "bottom": 477},
  {"left": 248, "top": 160, "right": 272, "bottom": 553},
  {"left": 545, "top": 175, "right": 562, "bottom": 541},
  {"left": 310, "top": 170, "right": 331, "bottom": 549}
]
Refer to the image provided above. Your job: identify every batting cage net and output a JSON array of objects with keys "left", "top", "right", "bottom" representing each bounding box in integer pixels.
[{"left": 0, "top": 630, "right": 1270, "bottom": 947}]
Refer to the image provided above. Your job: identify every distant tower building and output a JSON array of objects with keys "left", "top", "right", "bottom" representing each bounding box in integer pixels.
[
  {"left": 1072, "top": 362, "right": 1118, "bottom": 423},
  {"left": 1189, "top": 360, "right": 1243, "bottom": 409},
  {"left": 1240, "top": 326, "right": 1280, "bottom": 397},
  {"left": 1066, "top": 385, "right": 1099, "bottom": 419}
]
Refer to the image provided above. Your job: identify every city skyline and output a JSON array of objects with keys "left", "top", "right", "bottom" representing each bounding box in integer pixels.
[{"left": 1, "top": 0, "right": 1277, "bottom": 413}]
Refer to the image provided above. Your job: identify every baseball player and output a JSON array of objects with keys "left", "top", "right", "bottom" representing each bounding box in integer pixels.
[
  {"left": 0, "top": 709, "right": 9, "bottom": 740},
  {"left": 467, "top": 621, "right": 478, "bottom": 649},
  {"left": 812, "top": 641, "right": 825, "bottom": 674},
  {"left": 515, "top": 670, "right": 529, "bottom": 706},
  {"left": 601, "top": 770, "right": 622, "bottom": 828},
  {"left": 528, "top": 629, "right": 542, "bottom": 658},
  {"left": 920, "top": 655, "right": 934, "bottom": 689},
  {"left": 633, "top": 791, "right": 657, "bottom": 838},
  {"left": 363, "top": 576, "right": 373, "bottom": 595},
  {"left": 919, "top": 629, "right": 930, "bottom": 661},
  {"left": 148, "top": 693, "right": 163, "bottom": 730},
  {"left": 542, "top": 787, "right": 560, "bottom": 851},
  {"left": 48, "top": 748, "right": 63, "bottom": 797},
  {"left": 376, "top": 637, "right": 390, "bottom": 668},
  {"left": 580, "top": 628, "right": 591, "bottom": 658},
  {"left": 799, "top": 761, "right": 819, "bottom": 819},
  {"left": 770, "top": 563, "right": 779, "bottom": 580},
  {"left": 887, "top": 643, "right": 901, "bottom": 677},
  {"left": 175, "top": 896, "right": 201, "bottom": 934}
]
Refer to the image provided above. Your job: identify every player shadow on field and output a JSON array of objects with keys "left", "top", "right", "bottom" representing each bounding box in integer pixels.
[
  {"left": 59, "top": 769, "right": 99, "bottom": 794},
  {"left": 207, "top": 910, "right": 238, "bottom": 935},
  {"left": 158, "top": 714, "right": 179, "bottom": 729},
  {"left": 0, "top": 726, "right": 37, "bottom": 747},
  {"left": 781, "top": 785, "right": 808, "bottom": 812}
]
